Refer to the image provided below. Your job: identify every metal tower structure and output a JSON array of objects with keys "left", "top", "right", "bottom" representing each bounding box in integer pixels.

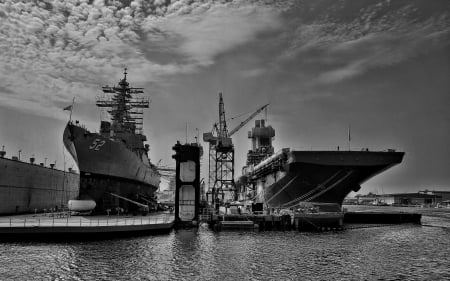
[
  {"left": 96, "top": 68, "right": 149, "bottom": 135},
  {"left": 203, "top": 93, "right": 268, "bottom": 207}
]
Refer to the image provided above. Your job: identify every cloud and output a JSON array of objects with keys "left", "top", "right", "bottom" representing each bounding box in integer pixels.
[
  {"left": 0, "top": 0, "right": 283, "bottom": 118},
  {"left": 240, "top": 68, "right": 267, "bottom": 78},
  {"left": 142, "top": 2, "right": 282, "bottom": 65},
  {"left": 316, "top": 24, "right": 450, "bottom": 85},
  {"left": 279, "top": 0, "right": 450, "bottom": 85}
]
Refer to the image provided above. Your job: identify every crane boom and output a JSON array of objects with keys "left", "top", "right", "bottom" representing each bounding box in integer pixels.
[{"left": 228, "top": 104, "right": 269, "bottom": 137}]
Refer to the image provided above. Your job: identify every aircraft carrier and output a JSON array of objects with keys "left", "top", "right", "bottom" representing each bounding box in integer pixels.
[{"left": 236, "top": 120, "right": 404, "bottom": 208}]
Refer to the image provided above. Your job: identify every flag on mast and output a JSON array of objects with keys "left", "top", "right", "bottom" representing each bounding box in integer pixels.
[
  {"left": 348, "top": 125, "right": 351, "bottom": 142},
  {"left": 63, "top": 97, "right": 75, "bottom": 122}
]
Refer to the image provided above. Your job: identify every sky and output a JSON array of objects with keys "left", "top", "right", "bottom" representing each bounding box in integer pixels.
[{"left": 0, "top": 0, "right": 449, "bottom": 195}]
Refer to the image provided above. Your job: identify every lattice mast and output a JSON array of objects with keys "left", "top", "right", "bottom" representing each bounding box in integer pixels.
[{"left": 96, "top": 68, "right": 149, "bottom": 136}]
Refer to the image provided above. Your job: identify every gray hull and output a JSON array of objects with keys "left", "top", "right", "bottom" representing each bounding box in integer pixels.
[
  {"left": 63, "top": 123, "right": 160, "bottom": 211},
  {"left": 0, "top": 157, "right": 79, "bottom": 215},
  {"left": 241, "top": 150, "right": 404, "bottom": 208}
]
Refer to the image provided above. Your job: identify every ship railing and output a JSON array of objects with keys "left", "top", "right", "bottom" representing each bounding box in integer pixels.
[
  {"left": 291, "top": 146, "right": 399, "bottom": 152},
  {"left": 0, "top": 213, "right": 174, "bottom": 228},
  {"left": 250, "top": 157, "right": 284, "bottom": 179}
]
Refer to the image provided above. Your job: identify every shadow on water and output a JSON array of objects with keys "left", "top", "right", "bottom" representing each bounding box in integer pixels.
[{"left": 0, "top": 228, "right": 174, "bottom": 243}]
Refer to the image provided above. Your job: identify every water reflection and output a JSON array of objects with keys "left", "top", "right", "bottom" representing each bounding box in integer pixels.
[{"left": 1, "top": 224, "right": 450, "bottom": 280}]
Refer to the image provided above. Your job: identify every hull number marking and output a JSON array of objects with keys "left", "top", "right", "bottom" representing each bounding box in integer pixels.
[{"left": 89, "top": 139, "right": 106, "bottom": 151}]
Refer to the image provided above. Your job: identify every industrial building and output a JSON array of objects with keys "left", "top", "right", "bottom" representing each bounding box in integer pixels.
[{"left": 350, "top": 191, "right": 449, "bottom": 207}]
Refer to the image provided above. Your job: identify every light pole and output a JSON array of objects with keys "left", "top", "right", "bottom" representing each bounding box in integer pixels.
[{"left": 18, "top": 149, "right": 22, "bottom": 161}]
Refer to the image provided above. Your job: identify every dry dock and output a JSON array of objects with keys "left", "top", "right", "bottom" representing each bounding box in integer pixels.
[{"left": 0, "top": 212, "right": 174, "bottom": 239}]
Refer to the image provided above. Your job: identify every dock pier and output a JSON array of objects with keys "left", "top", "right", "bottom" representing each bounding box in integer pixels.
[
  {"left": 0, "top": 213, "right": 175, "bottom": 239},
  {"left": 206, "top": 212, "right": 345, "bottom": 232},
  {"left": 203, "top": 210, "right": 421, "bottom": 232}
]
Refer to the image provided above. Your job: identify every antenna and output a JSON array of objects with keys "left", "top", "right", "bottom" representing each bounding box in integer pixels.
[
  {"left": 348, "top": 125, "right": 351, "bottom": 151},
  {"left": 185, "top": 122, "right": 188, "bottom": 144}
]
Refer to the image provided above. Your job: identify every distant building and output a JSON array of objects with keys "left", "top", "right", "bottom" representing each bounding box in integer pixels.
[
  {"left": 419, "top": 190, "right": 450, "bottom": 201},
  {"left": 157, "top": 190, "right": 175, "bottom": 205},
  {"left": 380, "top": 193, "right": 442, "bottom": 206},
  {"left": 156, "top": 176, "right": 175, "bottom": 205},
  {"left": 352, "top": 192, "right": 443, "bottom": 206}
]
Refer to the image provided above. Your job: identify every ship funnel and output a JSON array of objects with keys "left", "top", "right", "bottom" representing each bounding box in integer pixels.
[{"left": 30, "top": 157, "right": 35, "bottom": 164}]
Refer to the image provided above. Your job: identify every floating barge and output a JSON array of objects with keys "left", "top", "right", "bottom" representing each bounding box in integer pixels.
[
  {"left": 208, "top": 212, "right": 344, "bottom": 232},
  {"left": 0, "top": 213, "right": 174, "bottom": 240},
  {"left": 205, "top": 210, "right": 421, "bottom": 232},
  {"left": 344, "top": 211, "right": 422, "bottom": 224}
]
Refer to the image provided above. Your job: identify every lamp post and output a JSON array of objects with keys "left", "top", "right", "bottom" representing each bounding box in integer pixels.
[{"left": 18, "top": 149, "right": 22, "bottom": 160}]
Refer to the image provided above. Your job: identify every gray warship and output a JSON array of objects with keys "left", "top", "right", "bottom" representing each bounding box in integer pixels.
[
  {"left": 63, "top": 69, "right": 160, "bottom": 213},
  {"left": 237, "top": 120, "right": 404, "bottom": 208}
]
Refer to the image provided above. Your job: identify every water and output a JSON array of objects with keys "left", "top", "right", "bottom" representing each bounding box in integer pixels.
[{"left": 1, "top": 221, "right": 449, "bottom": 281}]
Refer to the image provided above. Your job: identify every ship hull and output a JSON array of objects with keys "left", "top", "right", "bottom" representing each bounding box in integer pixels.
[
  {"left": 63, "top": 123, "right": 160, "bottom": 212},
  {"left": 0, "top": 158, "right": 79, "bottom": 215},
  {"left": 242, "top": 150, "right": 404, "bottom": 208}
]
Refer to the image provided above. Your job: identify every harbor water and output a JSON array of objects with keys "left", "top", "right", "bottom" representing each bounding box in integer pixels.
[{"left": 1, "top": 214, "right": 449, "bottom": 281}]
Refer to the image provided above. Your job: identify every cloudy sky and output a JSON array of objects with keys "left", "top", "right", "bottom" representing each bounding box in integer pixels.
[{"left": 0, "top": 0, "right": 449, "bottom": 194}]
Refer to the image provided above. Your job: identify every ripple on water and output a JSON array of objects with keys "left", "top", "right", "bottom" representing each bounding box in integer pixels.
[{"left": 1, "top": 224, "right": 450, "bottom": 280}]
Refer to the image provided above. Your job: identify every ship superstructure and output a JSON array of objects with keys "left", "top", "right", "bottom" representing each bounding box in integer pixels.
[
  {"left": 64, "top": 69, "right": 160, "bottom": 213},
  {"left": 237, "top": 120, "right": 404, "bottom": 209}
]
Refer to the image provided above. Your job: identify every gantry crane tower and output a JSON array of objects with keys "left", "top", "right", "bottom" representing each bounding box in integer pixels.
[{"left": 203, "top": 93, "right": 268, "bottom": 207}]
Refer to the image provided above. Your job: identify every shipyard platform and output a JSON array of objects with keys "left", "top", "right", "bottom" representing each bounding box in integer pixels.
[{"left": 0, "top": 212, "right": 174, "bottom": 240}]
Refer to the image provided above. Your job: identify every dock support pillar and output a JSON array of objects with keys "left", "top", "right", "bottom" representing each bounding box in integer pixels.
[{"left": 172, "top": 142, "right": 202, "bottom": 226}]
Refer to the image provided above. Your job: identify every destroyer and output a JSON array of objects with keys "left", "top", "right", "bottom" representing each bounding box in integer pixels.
[
  {"left": 236, "top": 120, "right": 404, "bottom": 209},
  {"left": 0, "top": 147, "right": 79, "bottom": 215},
  {"left": 63, "top": 69, "right": 160, "bottom": 213}
]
